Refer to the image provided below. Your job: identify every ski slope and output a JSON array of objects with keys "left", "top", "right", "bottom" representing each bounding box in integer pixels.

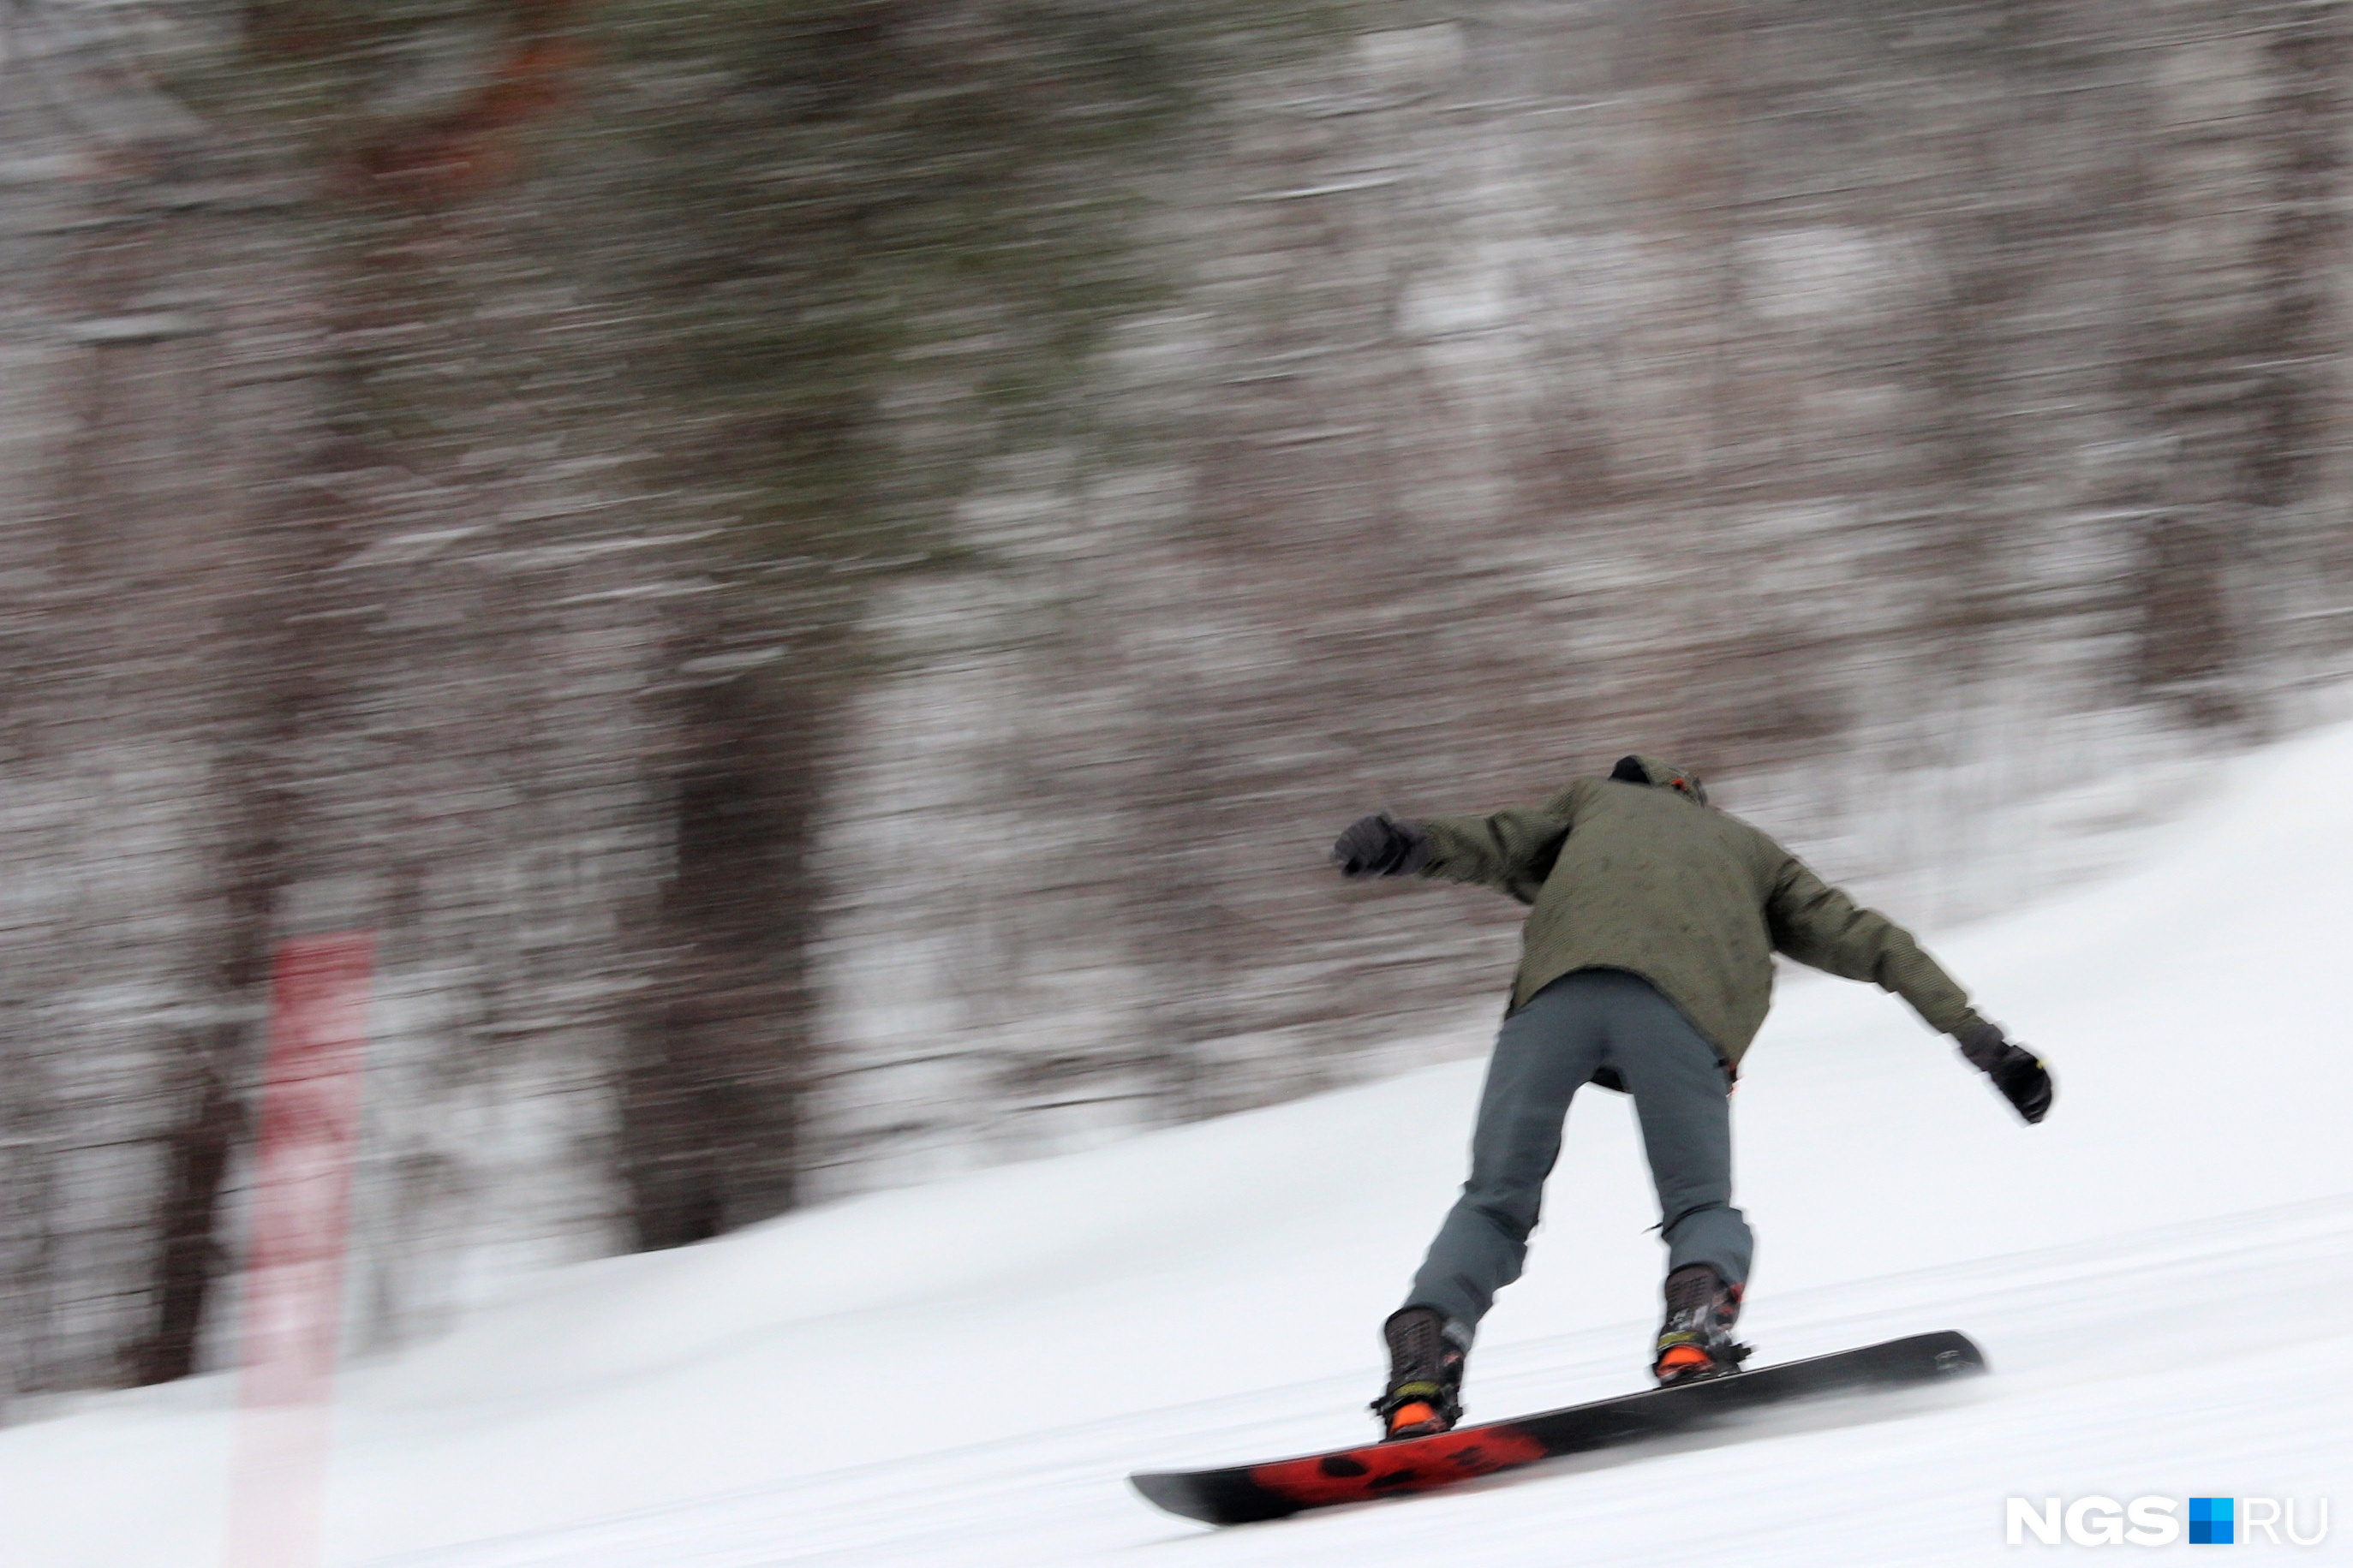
[{"left": 9, "top": 724, "right": 2353, "bottom": 1565}]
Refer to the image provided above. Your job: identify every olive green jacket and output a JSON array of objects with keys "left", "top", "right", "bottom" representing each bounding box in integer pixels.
[{"left": 1418, "top": 758, "right": 1985, "bottom": 1067}]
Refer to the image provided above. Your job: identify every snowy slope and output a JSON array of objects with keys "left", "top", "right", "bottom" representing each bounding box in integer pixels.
[{"left": 9, "top": 724, "right": 2353, "bottom": 1566}]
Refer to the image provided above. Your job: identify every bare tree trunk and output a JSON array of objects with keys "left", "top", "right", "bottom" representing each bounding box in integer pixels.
[
  {"left": 127, "top": 471, "right": 337, "bottom": 1385},
  {"left": 622, "top": 651, "right": 831, "bottom": 1248}
]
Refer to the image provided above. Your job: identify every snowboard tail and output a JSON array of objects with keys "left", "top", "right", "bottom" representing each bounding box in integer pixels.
[{"left": 1130, "top": 1329, "right": 1986, "bottom": 1526}]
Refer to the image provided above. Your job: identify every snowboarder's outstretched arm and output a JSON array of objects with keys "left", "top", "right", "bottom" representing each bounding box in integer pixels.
[
  {"left": 1332, "top": 790, "right": 1577, "bottom": 906},
  {"left": 1765, "top": 855, "right": 2051, "bottom": 1122},
  {"left": 1764, "top": 858, "right": 1982, "bottom": 1034},
  {"left": 1418, "top": 806, "right": 1574, "bottom": 905}
]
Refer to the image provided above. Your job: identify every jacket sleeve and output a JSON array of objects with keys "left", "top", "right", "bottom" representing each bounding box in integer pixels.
[
  {"left": 1417, "top": 785, "right": 1580, "bottom": 906},
  {"left": 1765, "top": 854, "right": 1987, "bottom": 1038}
]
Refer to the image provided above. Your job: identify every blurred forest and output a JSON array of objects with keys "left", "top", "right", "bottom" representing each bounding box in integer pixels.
[{"left": 3, "top": 0, "right": 2351, "bottom": 1406}]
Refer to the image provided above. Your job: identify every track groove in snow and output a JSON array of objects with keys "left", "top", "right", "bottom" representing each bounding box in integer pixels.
[{"left": 367, "top": 1195, "right": 2353, "bottom": 1566}]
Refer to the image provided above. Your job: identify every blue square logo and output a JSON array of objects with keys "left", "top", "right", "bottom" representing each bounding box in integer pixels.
[{"left": 2189, "top": 1497, "right": 2235, "bottom": 1545}]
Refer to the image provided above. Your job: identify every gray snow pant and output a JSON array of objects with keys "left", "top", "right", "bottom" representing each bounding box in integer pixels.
[{"left": 1405, "top": 968, "right": 1753, "bottom": 1337}]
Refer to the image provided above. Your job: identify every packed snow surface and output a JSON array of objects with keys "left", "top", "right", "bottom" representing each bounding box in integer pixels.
[{"left": 9, "top": 724, "right": 2353, "bottom": 1565}]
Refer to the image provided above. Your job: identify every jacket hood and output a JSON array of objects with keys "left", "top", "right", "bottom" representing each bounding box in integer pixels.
[{"left": 1610, "top": 754, "right": 1710, "bottom": 807}]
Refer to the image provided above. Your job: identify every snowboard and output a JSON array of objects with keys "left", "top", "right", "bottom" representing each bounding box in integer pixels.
[{"left": 1129, "top": 1329, "right": 1986, "bottom": 1525}]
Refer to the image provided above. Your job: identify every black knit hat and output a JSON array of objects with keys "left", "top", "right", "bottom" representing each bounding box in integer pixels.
[{"left": 1609, "top": 754, "right": 1709, "bottom": 807}]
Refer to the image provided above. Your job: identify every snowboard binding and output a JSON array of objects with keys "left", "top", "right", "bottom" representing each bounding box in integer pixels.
[
  {"left": 1652, "top": 1264, "right": 1752, "bottom": 1386},
  {"left": 1372, "top": 1306, "right": 1467, "bottom": 1440}
]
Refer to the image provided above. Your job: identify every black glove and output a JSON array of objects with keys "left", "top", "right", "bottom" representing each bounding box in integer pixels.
[
  {"left": 1957, "top": 1023, "right": 2052, "bottom": 1124},
  {"left": 1332, "top": 814, "right": 1431, "bottom": 879}
]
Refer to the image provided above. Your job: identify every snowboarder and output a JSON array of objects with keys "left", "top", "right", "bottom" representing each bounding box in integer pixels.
[{"left": 1333, "top": 755, "right": 2051, "bottom": 1440}]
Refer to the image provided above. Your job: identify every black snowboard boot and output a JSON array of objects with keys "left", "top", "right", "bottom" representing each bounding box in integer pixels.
[
  {"left": 1371, "top": 1307, "right": 1468, "bottom": 1440},
  {"left": 1652, "top": 1264, "right": 1752, "bottom": 1386}
]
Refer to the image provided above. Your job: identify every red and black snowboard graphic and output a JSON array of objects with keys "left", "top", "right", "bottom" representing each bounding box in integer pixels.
[{"left": 1130, "top": 1329, "right": 1986, "bottom": 1525}]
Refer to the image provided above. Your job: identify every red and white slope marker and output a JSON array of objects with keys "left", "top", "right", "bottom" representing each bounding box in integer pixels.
[{"left": 224, "top": 934, "right": 374, "bottom": 1568}]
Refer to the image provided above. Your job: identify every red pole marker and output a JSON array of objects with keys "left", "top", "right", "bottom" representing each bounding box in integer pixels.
[{"left": 224, "top": 934, "right": 374, "bottom": 1568}]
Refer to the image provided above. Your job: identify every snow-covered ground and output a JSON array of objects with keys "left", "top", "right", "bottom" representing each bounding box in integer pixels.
[{"left": 9, "top": 723, "right": 2353, "bottom": 1565}]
